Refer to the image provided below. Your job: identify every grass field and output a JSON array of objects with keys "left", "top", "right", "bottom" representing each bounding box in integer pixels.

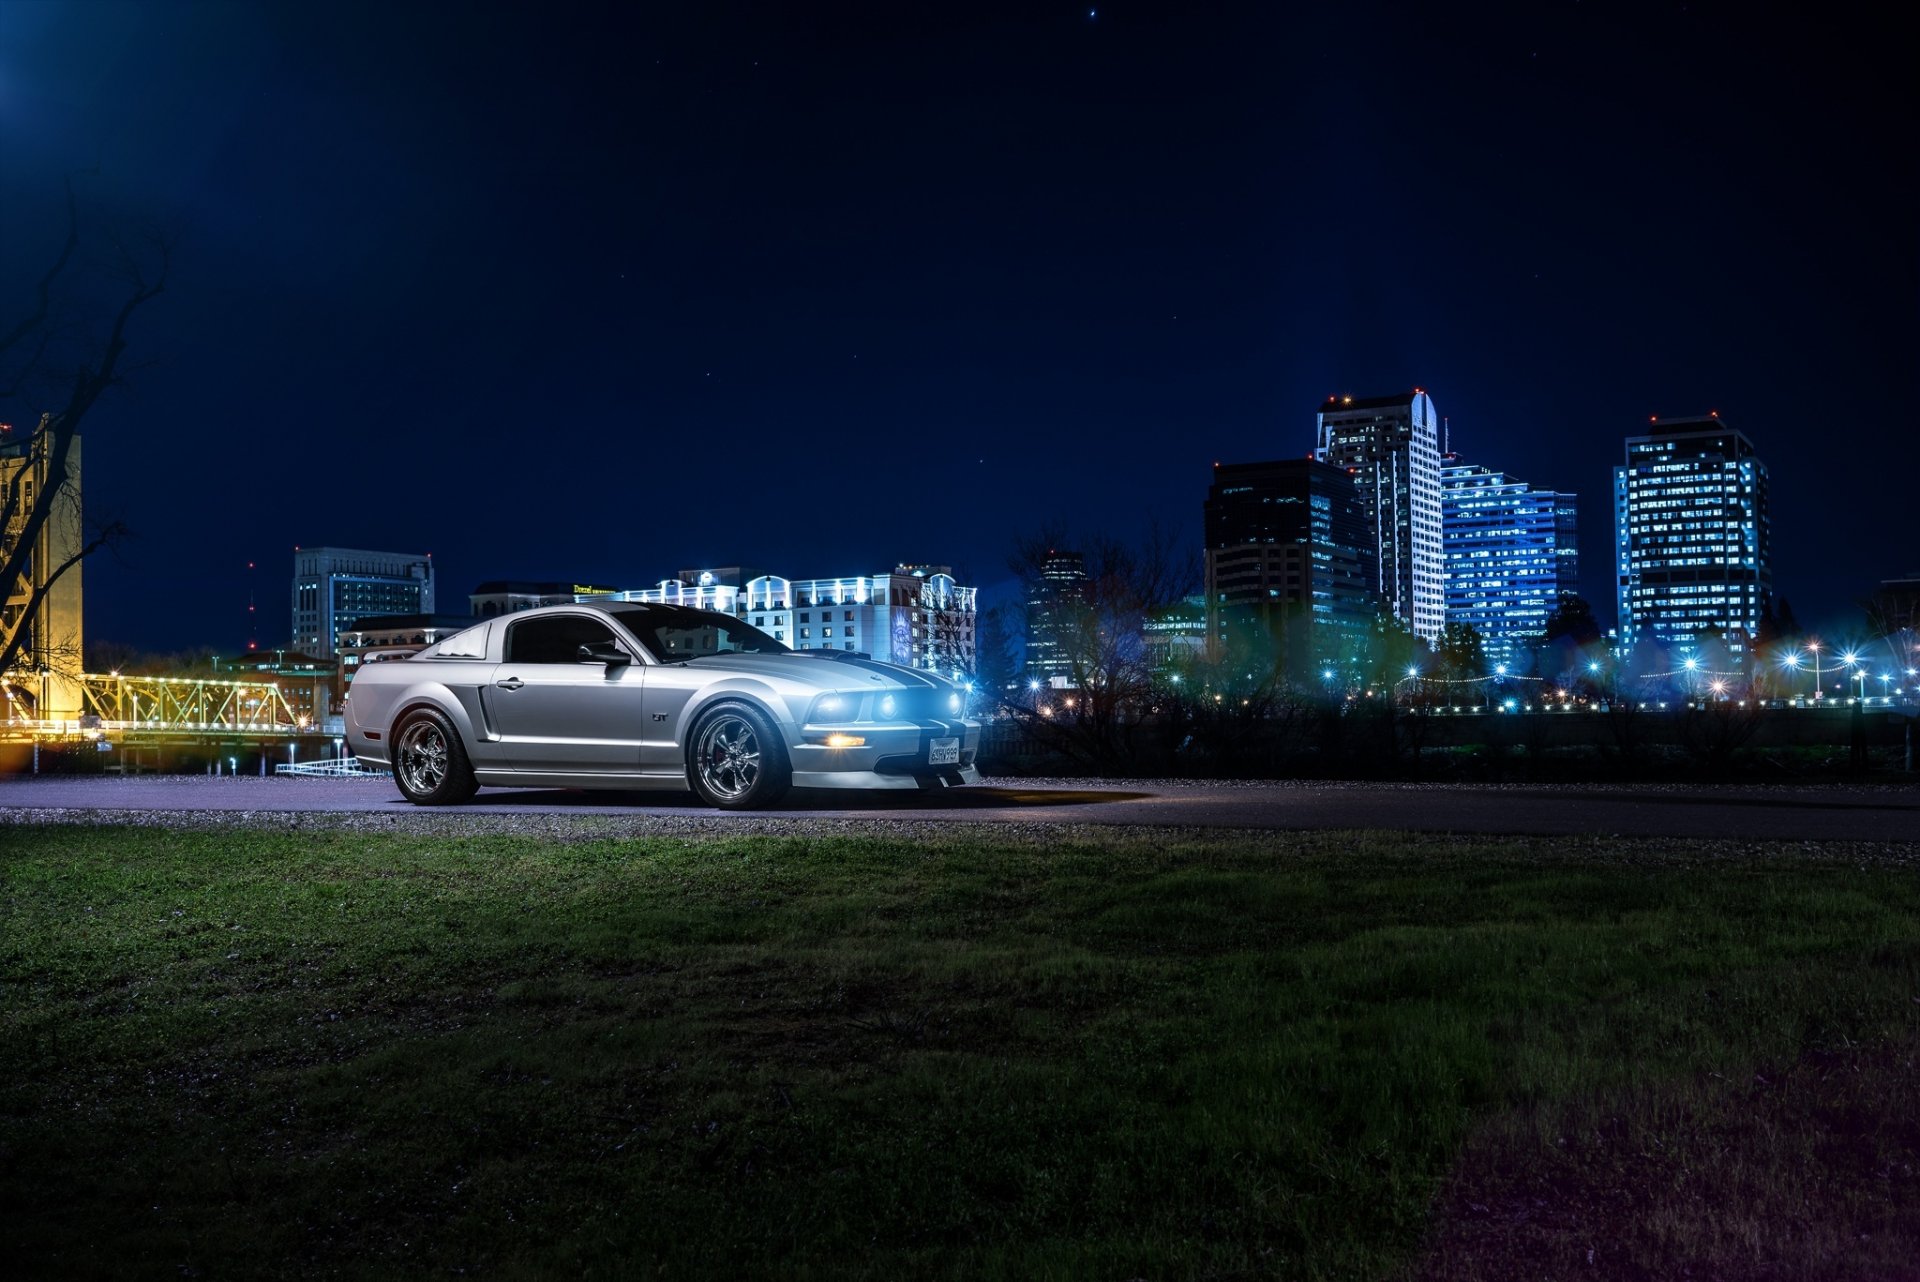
[{"left": 3, "top": 822, "right": 1917, "bottom": 1280}]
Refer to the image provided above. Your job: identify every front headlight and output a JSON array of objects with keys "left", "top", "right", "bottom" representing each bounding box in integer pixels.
[
  {"left": 808, "top": 692, "right": 861, "bottom": 723},
  {"left": 946, "top": 691, "right": 964, "bottom": 716},
  {"left": 878, "top": 693, "right": 898, "bottom": 720}
]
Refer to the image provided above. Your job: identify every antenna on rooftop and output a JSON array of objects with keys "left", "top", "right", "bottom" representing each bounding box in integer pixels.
[{"left": 245, "top": 560, "right": 259, "bottom": 652}]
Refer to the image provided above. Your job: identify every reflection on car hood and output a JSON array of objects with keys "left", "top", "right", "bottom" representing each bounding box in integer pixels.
[{"left": 665, "top": 651, "right": 946, "bottom": 691}]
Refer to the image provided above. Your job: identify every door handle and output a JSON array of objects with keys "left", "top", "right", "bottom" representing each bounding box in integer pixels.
[{"left": 495, "top": 677, "right": 524, "bottom": 691}]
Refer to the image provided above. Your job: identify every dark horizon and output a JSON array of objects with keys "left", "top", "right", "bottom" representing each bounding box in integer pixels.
[{"left": 2, "top": 1, "right": 1913, "bottom": 656}]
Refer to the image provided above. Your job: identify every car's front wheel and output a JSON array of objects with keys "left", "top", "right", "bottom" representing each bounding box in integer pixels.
[
  {"left": 392, "top": 707, "right": 479, "bottom": 806},
  {"left": 687, "top": 702, "right": 791, "bottom": 810}
]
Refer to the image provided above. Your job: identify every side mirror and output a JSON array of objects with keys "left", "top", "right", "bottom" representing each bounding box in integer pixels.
[{"left": 578, "top": 642, "right": 632, "bottom": 666}]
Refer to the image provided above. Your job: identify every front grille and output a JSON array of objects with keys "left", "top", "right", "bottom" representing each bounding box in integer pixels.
[{"left": 877, "top": 688, "right": 960, "bottom": 721}]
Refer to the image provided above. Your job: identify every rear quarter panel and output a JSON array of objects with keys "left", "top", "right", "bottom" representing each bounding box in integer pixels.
[{"left": 346, "top": 660, "right": 494, "bottom": 764}]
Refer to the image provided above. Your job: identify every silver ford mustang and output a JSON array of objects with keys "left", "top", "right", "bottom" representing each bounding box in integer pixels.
[{"left": 343, "top": 601, "right": 981, "bottom": 808}]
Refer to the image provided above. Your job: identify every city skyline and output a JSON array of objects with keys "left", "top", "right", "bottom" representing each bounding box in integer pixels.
[{"left": 1, "top": 3, "right": 1912, "bottom": 655}]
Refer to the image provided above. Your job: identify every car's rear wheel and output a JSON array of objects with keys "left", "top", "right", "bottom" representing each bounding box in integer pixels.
[
  {"left": 392, "top": 708, "right": 478, "bottom": 806},
  {"left": 687, "top": 702, "right": 790, "bottom": 810}
]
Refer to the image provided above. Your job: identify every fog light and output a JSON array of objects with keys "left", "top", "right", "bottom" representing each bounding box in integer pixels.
[{"left": 824, "top": 734, "right": 865, "bottom": 748}]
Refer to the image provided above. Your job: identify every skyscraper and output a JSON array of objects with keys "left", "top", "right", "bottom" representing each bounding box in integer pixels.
[
  {"left": 1613, "top": 416, "right": 1770, "bottom": 649},
  {"left": 1441, "top": 459, "right": 1579, "bottom": 668},
  {"left": 1204, "top": 458, "right": 1377, "bottom": 678},
  {"left": 291, "top": 547, "right": 435, "bottom": 654},
  {"left": 1314, "top": 391, "right": 1444, "bottom": 641},
  {"left": 1025, "top": 550, "right": 1088, "bottom": 686}
]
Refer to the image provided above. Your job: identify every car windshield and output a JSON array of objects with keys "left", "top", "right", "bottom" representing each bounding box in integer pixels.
[{"left": 604, "top": 604, "right": 789, "bottom": 661}]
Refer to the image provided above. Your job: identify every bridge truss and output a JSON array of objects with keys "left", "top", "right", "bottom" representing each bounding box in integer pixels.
[{"left": 3, "top": 670, "right": 303, "bottom": 737}]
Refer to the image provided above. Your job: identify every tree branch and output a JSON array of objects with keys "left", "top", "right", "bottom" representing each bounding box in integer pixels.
[
  {"left": 0, "top": 242, "right": 167, "bottom": 626},
  {"left": 0, "top": 518, "right": 127, "bottom": 678}
]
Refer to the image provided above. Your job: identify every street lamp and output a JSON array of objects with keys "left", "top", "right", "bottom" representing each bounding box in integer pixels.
[
  {"left": 1841, "top": 652, "right": 1866, "bottom": 701},
  {"left": 1807, "top": 640, "right": 1823, "bottom": 698},
  {"left": 1781, "top": 650, "right": 1805, "bottom": 700}
]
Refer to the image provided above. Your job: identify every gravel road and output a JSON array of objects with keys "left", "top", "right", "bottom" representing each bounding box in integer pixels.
[{"left": 2, "top": 774, "right": 1917, "bottom": 844}]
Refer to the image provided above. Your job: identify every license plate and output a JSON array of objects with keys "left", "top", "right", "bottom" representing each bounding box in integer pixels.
[{"left": 928, "top": 736, "right": 960, "bottom": 766}]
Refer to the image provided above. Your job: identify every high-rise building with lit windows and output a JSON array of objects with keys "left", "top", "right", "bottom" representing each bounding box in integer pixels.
[
  {"left": 1612, "top": 417, "right": 1770, "bottom": 649},
  {"left": 1441, "top": 459, "right": 1579, "bottom": 668},
  {"left": 291, "top": 546, "right": 435, "bottom": 655},
  {"left": 1204, "top": 458, "right": 1377, "bottom": 678},
  {"left": 1024, "top": 550, "right": 1088, "bottom": 686},
  {"left": 1314, "top": 390, "right": 1445, "bottom": 642}
]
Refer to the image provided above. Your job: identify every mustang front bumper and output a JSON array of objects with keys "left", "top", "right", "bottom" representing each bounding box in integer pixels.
[{"left": 787, "top": 717, "right": 981, "bottom": 789}]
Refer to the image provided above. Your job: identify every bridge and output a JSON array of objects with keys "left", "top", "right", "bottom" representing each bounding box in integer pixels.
[{"left": 3, "top": 669, "right": 324, "bottom": 744}]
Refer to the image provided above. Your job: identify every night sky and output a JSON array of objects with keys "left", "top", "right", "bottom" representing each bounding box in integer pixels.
[{"left": 2, "top": 1, "right": 1913, "bottom": 655}]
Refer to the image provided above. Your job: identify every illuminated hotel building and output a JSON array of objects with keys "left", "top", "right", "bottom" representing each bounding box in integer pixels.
[
  {"left": 1612, "top": 417, "right": 1770, "bottom": 648},
  {"left": 599, "top": 565, "right": 977, "bottom": 676},
  {"left": 1204, "top": 458, "right": 1377, "bottom": 678},
  {"left": 1314, "top": 390, "right": 1445, "bottom": 642},
  {"left": 291, "top": 547, "right": 435, "bottom": 654},
  {"left": 1440, "top": 459, "right": 1579, "bottom": 668}
]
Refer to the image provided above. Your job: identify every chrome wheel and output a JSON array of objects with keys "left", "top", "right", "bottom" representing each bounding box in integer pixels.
[
  {"left": 396, "top": 718, "right": 450, "bottom": 796},
  {"left": 695, "top": 712, "right": 762, "bottom": 802}
]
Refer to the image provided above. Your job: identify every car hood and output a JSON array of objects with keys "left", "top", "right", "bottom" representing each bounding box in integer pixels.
[{"left": 659, "top": 650, "right": 954, "bottom": 693}]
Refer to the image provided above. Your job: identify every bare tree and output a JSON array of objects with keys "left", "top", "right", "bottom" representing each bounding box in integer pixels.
[
  {"left": 1863, "top": 585, "right": 1919, "bottom": 681},
  {"left": 0, "top": 179, "right": 165, "bottom": 682},
  {"left": 999, "top": 523, "right": 1196, "bottom": 772}
]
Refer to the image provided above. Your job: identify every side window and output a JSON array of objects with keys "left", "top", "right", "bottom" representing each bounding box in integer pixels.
[{"left": 506, "top": 615, "right": 621, "bottom": 664}]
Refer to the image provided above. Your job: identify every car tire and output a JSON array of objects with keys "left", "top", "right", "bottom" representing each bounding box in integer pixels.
[
  {"left": 686, "top": 701, "right": 791, "bottom": 810},
  {"left": 391, "top": 707, "right": 479, "bottom": 806}
]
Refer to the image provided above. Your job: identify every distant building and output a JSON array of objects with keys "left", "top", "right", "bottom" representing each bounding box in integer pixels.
[
  {"left": 469, "top": 580, "right": 618, "bottom": 617},
  {"left": 1315, "top": 390, "right": 1445, "bottom": 642},
  {"left": 337, "top": 613, "right": 477, "bottom": 687},
  {"left": 292, "top": 547, "right": 435, "bottom": 654},
  {"left": 1144, "top": 594, "right": 1209, "bottom": 674},
  {"left": 1204, "top": 457, "right": 1378, "bottom": 679},
  {"left": 600, "top": 565, "right": 977, "bottom": 676},
  {"left": 1024, "top": 550, "right": 1088, "bottom": 686},
  {"left": 212, "top": 649, "right": 338, "bottom": 725},
  {"left": 0, "top": 415, "right": 85, "bottom": 718},
  {"left": 1441, "top": 459, "right": 1579, "bottom": 668},
  {"left": 1613, "top": 416, "right": 1770, "bottom": 649}
]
